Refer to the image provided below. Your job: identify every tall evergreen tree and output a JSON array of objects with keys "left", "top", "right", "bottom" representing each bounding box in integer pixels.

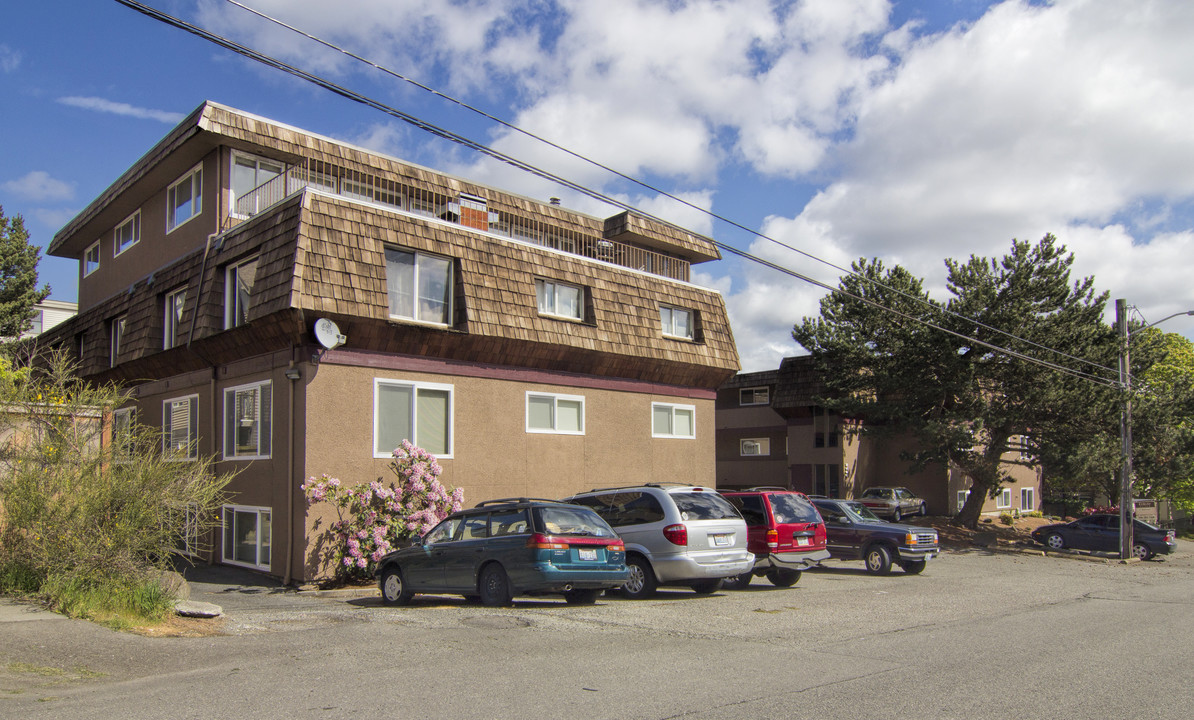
[
  {"left": 0, "top": 206, "right": 51, "bottom": 338},
  {"left": 793, "top": 236, "right": 1111, "bottom": 529}
]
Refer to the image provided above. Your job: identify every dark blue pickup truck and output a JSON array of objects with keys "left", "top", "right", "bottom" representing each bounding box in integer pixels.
[{"left": 811, "top": 498, "right": 940, "bottom": 575}]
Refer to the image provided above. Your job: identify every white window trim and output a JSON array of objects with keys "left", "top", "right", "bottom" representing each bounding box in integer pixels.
[
  {"left": 740, "top": 438, "right": 770, "bottom": 456},
  {"left": 525, "top": 391, "right": 586, "bottom": 435},
  {"left": 956, "top": 489, "right": 970, "bottom": 513},
  {"left": 651, "top": 402, "right": 696, "bottom": 439},
  {"left": 534, "top": 278, "right": 584, "bottom": 321},
  {"left": 995, "top": 488, "right": 1012, "bottom": 509},
  {"left": 660, "top": 304, "right": 694, "bottom": 340},
  {"left": 167, "top": 163, "right": 203, "bottom": 233},
  {"left": 230, "top": 150, "right": 284, "bottom": 219},
  {"left": 164, "top": 287, "right": 186, "bottom": 349},
  {"left": 224, "top": 255, "right": 258, "bottom": 330},
  {"left": 739, "top": 387, "right": 769, "bottom": 406},
  {"left": 113, "top": 210, "right": 140, "bottom": 257},
  {"left": 384, "top": 247, "right": 454, "bottom": 327},
  {"left": 110, "top": 315, "right": 126, "bottom": 368},
  {"left": 163, "top": 394, "right": 199, "bottom": 462},
  {"left": 222, "top": 504, "right": 271, "bottom": 570},
  {"left": 372, "top": 378, "right": 455, "bottom": 459},
  {"left": 1020, "top": 487, "right": 1035, "bottom": 512},
  {"left": 84, "top": 240, "right": 101, "bottom": 276},
  {"left": 222, "top": 380, "right": 272, "bottom": 461}
]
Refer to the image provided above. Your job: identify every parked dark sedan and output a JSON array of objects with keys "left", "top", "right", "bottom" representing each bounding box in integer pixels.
[
  {"left": 811, "top": 499, "right": 939, "bottom": 574},
  {"left": 375, "top": 498, "right": 629, "bottom": 606},
  {"left": 1031, "top": 514, "right": 1177, "bottom": 560}
]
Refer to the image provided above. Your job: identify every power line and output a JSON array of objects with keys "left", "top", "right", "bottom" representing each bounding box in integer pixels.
[
  {"left": 217, "top": 0, "right": 1119, "bottom": 382},
  {"left": 112, "top": 0, "right": 1122, "bottom": 390}
]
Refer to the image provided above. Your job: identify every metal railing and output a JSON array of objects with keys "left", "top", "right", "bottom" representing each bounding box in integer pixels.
[{"left": 224, "top": 158, "right": 690, "bottom": 282}]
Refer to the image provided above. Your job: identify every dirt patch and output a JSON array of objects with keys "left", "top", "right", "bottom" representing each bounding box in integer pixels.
[
  {"left": 129, "top": 614, "right": 227, "bottom": 638},
  {"left": 923, "top": 514, "right": 1058, "bottom": 549}
]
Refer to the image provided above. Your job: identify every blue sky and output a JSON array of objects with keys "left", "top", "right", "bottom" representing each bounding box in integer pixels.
[{"left": 3, "top": 0, "right": 1193, "bottom": 371}]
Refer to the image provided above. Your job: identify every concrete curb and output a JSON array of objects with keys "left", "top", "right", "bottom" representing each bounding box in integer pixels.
[{"left": 296, "top": 586, "right": 379, "bottom": 600}]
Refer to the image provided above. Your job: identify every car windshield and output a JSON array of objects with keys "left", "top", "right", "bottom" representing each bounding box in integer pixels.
[
  {"left": 672, "top": 492, "right": 741, "bottom": 521},
  {"left": 844, "top": 501, "right": 884, "bottom": 522},
  {"left": 768, "top": 494, "right": 821, "bottom": 524},
  {"left": 534, "top": 506, "right": 617, "bottom": 538}
]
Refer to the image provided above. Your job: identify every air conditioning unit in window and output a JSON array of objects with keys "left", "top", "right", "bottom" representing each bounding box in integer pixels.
[{"left": 741, "top": 440, "right": 761, "bottom": 455}]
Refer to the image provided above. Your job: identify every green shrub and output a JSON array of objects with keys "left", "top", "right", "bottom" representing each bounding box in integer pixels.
[{"left": 999, "top": 511, "right": 1015, "bottom": 525}]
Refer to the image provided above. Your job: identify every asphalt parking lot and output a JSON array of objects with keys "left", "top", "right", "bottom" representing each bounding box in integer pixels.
[{"left": 3, "top": 541, "right": 1193, "bottom": 719}]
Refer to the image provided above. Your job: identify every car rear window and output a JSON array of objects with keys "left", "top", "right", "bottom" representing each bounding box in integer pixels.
[
  {"left": 570, "top": 492, "right": 666, "bottom": 527},
  {"left": 862, "top": 488, "right": 891, "bottom": 499},
  {"left": 534, "top": 506, "right": 617, "bottom": 537},
  {"left": 767, "top": 494, "right": 821, "bottom": 524},
  {"left": 671, "top": 492, "right": 740, "bottom": 521},
  {"left": 726, "top": 495, "right": 767, "bottom": 526}
]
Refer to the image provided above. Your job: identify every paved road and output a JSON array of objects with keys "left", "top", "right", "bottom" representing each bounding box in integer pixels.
[{"left": 2, "top": 543, "right": 1192, "bottom": 719}]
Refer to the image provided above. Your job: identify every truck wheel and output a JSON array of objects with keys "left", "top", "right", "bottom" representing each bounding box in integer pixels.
[
  {"left": 766, "top": 569, "right": 801, "bottom": 587},
  {"left": 864, "top": 546, "right": 893, "bottom": 575}
]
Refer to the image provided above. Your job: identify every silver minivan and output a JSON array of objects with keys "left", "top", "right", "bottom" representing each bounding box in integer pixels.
[{"left": 564, "top": 484, "right": 754, "bottom": 599}]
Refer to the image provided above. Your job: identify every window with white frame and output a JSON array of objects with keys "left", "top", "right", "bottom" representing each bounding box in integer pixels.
[
  {"left": 535, "top": 279, "right": 583, "bottom": 320},
  {"left": 374, "top": 379, "right": 453, "bottom": 457},
  {"left": 740, "top": 438, "right": 770, "bottom": 456},
  {"left": 113, "top": 406, "right": 135, "bottom": 458},
  {"left": 84, "top": 240, "right": 101, "bottom": 276},
  {"left": 167, "top": 164, "right": 203, "bottom": 232},
  {"left": 164, "top": 395, "right": 199, "bottom": 460},
  {"left": 109, "top": 315, "right": 126, "bottom": 367},
  {"left": 1021, "top": 487, "right": 1035, "bottom": 512},
  {"left": 659, "top": 305, "right": 694, "bottom": 339},
  {"left": 114, "top": 211, "right": 140, "bottom": 256},
  {"left": 223, "top": 505, "right": 271, "bottom": 569},
  {"left": 223, "top": 380, "right": 271, "bottom": 460},
  {"left": 739, "top": 387, "right": 769, "bottom": 406},
  {"left": 29, "top": 310, "right": 43, "bottom": 335},
  {"left": 526, "top": 392, "right": 585, "bottom": 434},
  {"left": 230, "top": 152, "right": 283, "bottom": 217},
  {"left": 164, "top": 287, "right": 186, "bottom": 349},
  {"left": 996, "top": 488, "right": 1011, "bottom": 509},
  {"left": 384, "top": 247, "right": 452, "bottom": 325},
  {"left": 956, "top": 489, "right": 970, "bottom": 513},
  {"left": 652, "top": 402, "right": 695, "bottom": 439},
  {"left": 225, "top": 256, "right": 258, "bottom": 329}
]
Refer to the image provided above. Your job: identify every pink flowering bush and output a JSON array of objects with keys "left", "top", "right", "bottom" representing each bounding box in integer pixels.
[{"left": 302, "top": 440, "right": 464, "bottom": 582}]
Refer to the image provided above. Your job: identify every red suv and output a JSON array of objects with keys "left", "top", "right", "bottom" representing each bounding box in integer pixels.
[{"left": 720, "top": 488, "right": 830, "bottom": 587}]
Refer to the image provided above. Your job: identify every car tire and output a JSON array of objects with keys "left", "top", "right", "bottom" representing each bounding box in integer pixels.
[
  {"left": 689, "top": 579, "right": 723, "bottom": 595},
  {"left": 918, "top": 502, "right": 927, "bottom": 516},
  {"left": 901, "top": 560, "right": 927, "bottom": 575},
  {"left": 892, "top": 508, "right": 902, "bottom": 522},
  {"left": 766, "top": 569, "right": 801, "bottom": 587},
  {"left": 378, "top": 566, "right": 413, "bottom": 606},
  {"left": 620, "top": 555, "right": 658, "bottom": 600},
  {"left": 1044, "top": 533, "right": 1065, "bottom": 550},
  {"left": 478, "top": 564, "right": 513, "bottom": 607},
  {"left": 563, "top": 589, "right": 601, "bottom": 605},
  {"left": 1132, "top": 543, "right": 1153, "bottom": 561},
  {"left": 721, "top": 572, "right": 753, "bottom": 590},
  {"left": 864, "top": 545, "right": 893, "bottom": 575}
]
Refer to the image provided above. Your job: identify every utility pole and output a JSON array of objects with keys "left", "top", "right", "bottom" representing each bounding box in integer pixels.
[{"left": 1116, "top": 299, "right": 1133, "bottom": 560}]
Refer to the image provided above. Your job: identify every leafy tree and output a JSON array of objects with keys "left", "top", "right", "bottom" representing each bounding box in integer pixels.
[
  {"left": 0, "top": 206, "right": 51, "bottom": 338},
  {"left": 793, "top": 236, "right": 1110, "bottom": 529}
]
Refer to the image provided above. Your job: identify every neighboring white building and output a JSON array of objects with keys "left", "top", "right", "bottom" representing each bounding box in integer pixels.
[{"left": 20, "top": 299, "right": 78, "bottom": 339}]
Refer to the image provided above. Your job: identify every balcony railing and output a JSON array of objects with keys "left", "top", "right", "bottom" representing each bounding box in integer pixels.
[{"left": 223, "top": 158, "right": 690, "bottom": 282}]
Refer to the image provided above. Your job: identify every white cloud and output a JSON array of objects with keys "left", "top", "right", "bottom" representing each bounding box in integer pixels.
[
  {"left": 57, "top": 97, "right": 184, "bottom": 124},
  {"left": 345, "top": 122, "right": 411, "bottom": 158},
  {"left": 32, "top": 208, "right": 79, "bottom": 232},
  {"left": 2, "top": 171, "right": 74, "bottom": 202},
  {"left": 0, "top": 44, "right": 20, "bottom": 73}
]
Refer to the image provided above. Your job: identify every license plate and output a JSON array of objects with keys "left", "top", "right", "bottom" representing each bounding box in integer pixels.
[
  {"left": 712, "top": 533, "right": 732, "bottom": 547},
  {"left": 796, "top": 536, "right": 810, "bottom": 546},
  {"left": 578, "top": 547, "right": 598, "bottom": 561}
]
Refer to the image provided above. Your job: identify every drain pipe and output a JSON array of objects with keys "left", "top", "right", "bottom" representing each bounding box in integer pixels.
[{"left": 283, "top": 349, "right": 300, "bottom": 586}]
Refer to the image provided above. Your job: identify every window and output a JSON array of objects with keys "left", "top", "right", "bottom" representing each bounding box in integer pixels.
[
  {"left": 535, "top": 279, "right": 583, "bottom": 320},
  {"left": 740, "top": 438, "right": 770, "bottom": 456},
  {"left": 29, "top": 310, "right": 43, "bottom": 335},
  {"left": 225, "top": 256, "right": 259, "bottom": 329},
  {"left": 222, "top": 505, "right": 271, "bottom": 569},
  {"left": 570, "top": 492, "right": 666, "bottom": 527},
  {"left": 164, "top": 287, "right": 186, "bottom": 349},
  {"left": 739, "top": 387, "right": 769, "bottom": 406},
  {"left": 384, "top": 248, "right": 452, "bottom": 325},
  {"left": 813, "top": 464, "right": 840, "bottom": 497},
  {"left": 109, "top": 315, "right": 126, "bottom": 367},
  {"left": 813, "top": 406, "right": 839, "bottom": 448},
  {"left": 956, "top": 489, "right": 970, "bottom": 513},
  {"left": 652, "top": 402, "right": 695, "bottom": 439},
  {"left": 164, "top": 395, "right": 199, "bottom": 460},
  {"left": 374, "top": 379, "right": 453, "bottom": 457},
  {"left": 223, "top": 381, "right": 271, "bottom": 460},
  {"left": 231, "top": 152, "right": 283, "bottom": 217},
  {"left": 114, "top": 211, "right": 140, "bottom": 256},
  {"left": 526, "top": 392, "right": 585, "bottom": 434},
  {"left": 112, "top": 406, "right": 135, "bottom": 458},
  {"left": 1021, "top": 487, "right": 1035, "bottom": 512},
  {"left": 726, "top": 495, "right": 768, "bottom": 526},
  {"left": 84, "top": 240, "right": 101, "bottom": 276},
  {"left": 660, "top": 305, "right": 693, "bottom": 339},
  {"left": 996, "top": 488, "right": 1011, "bottom": 509},
  {"left": 167, "top": 164, "right": 203, "bottom": 232}
]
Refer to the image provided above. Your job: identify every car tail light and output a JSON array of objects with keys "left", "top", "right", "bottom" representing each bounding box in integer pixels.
[
  {"left": 766, "top": 529, "right": 778, "bottom": 550},
  {"left": 526, "top": 534, "right": 569, "bottom": 550},
  {"left": 814, "top": 523, "right": 827, "bottom": 546},
  {"left": 1166, "top": 530, "right": 1176, "bottom": 541},
  {"left": 663, "top": 524, "right": 688, "bottom": 546},
  {"left": 607, "top": 540, "right": 625, "bottom": 552}
]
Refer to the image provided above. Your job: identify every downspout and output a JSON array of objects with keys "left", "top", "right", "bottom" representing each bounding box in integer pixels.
[{"left": 283, "top": 348, "right": 299, "bottom": 586}]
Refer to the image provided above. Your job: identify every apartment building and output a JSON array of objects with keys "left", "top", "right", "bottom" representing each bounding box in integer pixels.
[{"left": 40, "top": 101, "right": 739, "bottom": 581}]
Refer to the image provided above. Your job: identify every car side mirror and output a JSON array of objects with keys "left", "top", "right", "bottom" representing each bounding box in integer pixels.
[{"left": 832, "top": 515, "right": 849, "bottom": 524}]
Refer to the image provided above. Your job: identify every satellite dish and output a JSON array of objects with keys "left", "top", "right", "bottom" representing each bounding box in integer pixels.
[{"left": 314, "top": 318, "right": 346, "bottom": 349}]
